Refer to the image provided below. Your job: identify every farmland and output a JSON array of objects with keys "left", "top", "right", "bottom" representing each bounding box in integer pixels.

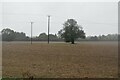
[{"left": 2, "top": 41, "right": 118, "bottom": 78}]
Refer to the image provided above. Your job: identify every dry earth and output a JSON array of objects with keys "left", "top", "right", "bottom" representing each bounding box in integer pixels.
[{"left": 2, "top": 41, "right": 118, "bottom": 78}]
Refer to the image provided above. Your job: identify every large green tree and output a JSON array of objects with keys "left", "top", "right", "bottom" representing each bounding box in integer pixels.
[
  {"left": 1, "top": 28, "right": 15, "bottom": 41},
  {"left": 58, "top": 19, "right": 85, "bottom": 44}
]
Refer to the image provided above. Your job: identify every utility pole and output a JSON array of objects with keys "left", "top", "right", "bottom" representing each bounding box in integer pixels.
[
  {"left": 47, "top": 15, "right": 50, "bottom": 44},
  {"left": 30, "top": 22, "right": 34, "bottom": 44}
]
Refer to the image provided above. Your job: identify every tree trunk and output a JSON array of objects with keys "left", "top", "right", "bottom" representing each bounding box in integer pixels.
[{"left": 71, "top": 38, "right": 74, "bottom": 44}]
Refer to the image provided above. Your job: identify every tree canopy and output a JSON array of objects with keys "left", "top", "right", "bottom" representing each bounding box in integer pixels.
[
  {"left": 58, "top": 19, "right": 85, "bottom": 44},
  {"left": 1, "top": 28, "right": 16, "bottom": 41},
  {"left": 1, "top": 28, "right": 27, "bottom": 41}
]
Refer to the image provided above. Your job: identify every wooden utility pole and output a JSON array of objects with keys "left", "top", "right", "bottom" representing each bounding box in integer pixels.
[
  {"left": 47, "top": 15, "right": 50, "bottom": 44},
  {"left": 30, "top": 22, "right": 33, "bottom": 44}
]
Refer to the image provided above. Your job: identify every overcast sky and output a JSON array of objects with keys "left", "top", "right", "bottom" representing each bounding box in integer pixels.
[{"left": 2, "top": 2, "right": 118, "bottom": 36}]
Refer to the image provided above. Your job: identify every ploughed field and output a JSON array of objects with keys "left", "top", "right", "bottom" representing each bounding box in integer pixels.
[{"left": 2, "top": 41, "right": 118, "bottom": 78}]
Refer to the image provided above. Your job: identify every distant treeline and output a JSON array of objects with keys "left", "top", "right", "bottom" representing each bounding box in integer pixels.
[
  {"left": 0, "top": 28, "right": 119, "bottom": 41},
  {"left": 85, "top": 34, "right": 118, "bottom": 41}
]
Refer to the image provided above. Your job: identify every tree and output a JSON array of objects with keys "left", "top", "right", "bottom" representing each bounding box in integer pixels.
[
  {"left": 14, "top": 32, "right": 26, "bottom": 41},
  {"left": 49, "top": 34, "right": 58, "bottom": 40},
  {"left": 38, "top": 33, "right": 59, "bottom": 41},
  {"left": 90, "top": 36, "right": 98, "bottom": 40},
  {"left": 58, "top": 19, "right": 85, "bottom": 44},
  {"left": 1, "top": 28, "right": 28, "bottom": 41},
  {"left": 1, "top": 28, "right": 16, "bottom": 41},
  {"left": 39, "top": 33, "right": 48, "bottom": 40}
]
